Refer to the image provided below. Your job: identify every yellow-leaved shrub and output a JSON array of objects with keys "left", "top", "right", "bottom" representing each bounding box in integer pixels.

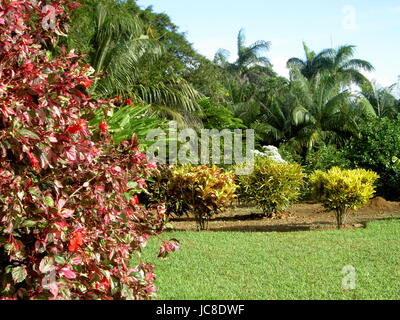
[
  {"left": 165, "top": 165, "right": 237, "bottom": 230},
  {"left": 310, "top": 167, "right": 379, "bottom": 229},
  {"left": 237, "top": 158, "right": 305, "bottom": 217}
]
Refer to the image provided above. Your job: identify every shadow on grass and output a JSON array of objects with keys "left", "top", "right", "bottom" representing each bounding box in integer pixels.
[
  {"left": 204, "top": 218, "right": 400, "bottom": 233},
  {"left": 167, "top": 216, "right": 399, "bottom": 234},
  {"left": 170, "top": 213, "right": 266, "bottom": 223},
  {"left": 169, "top": 221, "right": 337, "bottom": 233},
  {"left": 208, "top": 224, "right": 313, "bottom": 233}
]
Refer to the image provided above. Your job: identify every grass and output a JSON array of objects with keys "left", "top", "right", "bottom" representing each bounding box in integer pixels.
[{"left": 139, "top": 219, "right": 400, "bottom": 300}]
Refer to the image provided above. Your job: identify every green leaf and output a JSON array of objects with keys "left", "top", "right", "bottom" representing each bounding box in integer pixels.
[
  {"left": 127, "top": 182, "right": 138, "bottom": 189},
  {"left": 12, "top": 266, "right": 27, "bottom": 284},
  {"left": 123, "top": 192, "right": 131, "bottom": 202},
  {"left": 18, "top": 129, "right": 40, "bottom": 140},
  {"left": 44, "top": 196, "right": 54, "bottom": 207},
  {"left": 28, "top": 188, "right": 41, "bottom": 197},
  {"left": 22, "top": 219, "right": 37, "bottom": 228},
  {"left": 54, "top": 256, "right": 66, "bottom": 265},
  {"left": 165, "top": 223, "right": 174, "bottom": 229},
  {"left": 121, "top": 284, "right": 135, "bottom": 300}
]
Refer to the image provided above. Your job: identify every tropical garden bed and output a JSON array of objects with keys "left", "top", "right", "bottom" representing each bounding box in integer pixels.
[
  {"left": 1, "top": 0, "right": 399, "bottom": 301},
  {"left": 169, "top": 198, "right": 400, "bottom": 233}
]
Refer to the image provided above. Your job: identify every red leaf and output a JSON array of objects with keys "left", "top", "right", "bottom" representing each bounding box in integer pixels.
[
  {"left": 68, "top": 231, "right": 84, "bottom": 252},
  {"left": 124, "top": 99, "right": 133, "bottom": 106},
  {"left": 99, "top": 122, "right": 109, "bottom": 133},
  {"left": 80, "top": 78, "right": 92, "bottom": 88},
  {"left": 49, "top": 281, "right": 59, "bottom": 298},
  {"left": 66, "top": 125, "right": 81, "bottom": 134}
]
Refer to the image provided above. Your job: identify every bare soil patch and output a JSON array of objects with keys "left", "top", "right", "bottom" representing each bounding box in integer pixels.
[{"left": 169, "top": 197, "right": 400, "bottom": 233}]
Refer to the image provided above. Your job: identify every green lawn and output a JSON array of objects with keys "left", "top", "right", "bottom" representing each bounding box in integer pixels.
[{"left": 139, "top": 219, "right": 400, "bottom": 300}]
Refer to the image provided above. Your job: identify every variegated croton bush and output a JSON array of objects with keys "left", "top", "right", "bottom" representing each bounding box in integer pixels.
[{"left": 0, "top": 0, "right": 179, "bottom": 300}]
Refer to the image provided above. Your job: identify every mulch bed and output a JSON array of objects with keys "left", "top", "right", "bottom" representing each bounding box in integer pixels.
[{"left": 169, "top": 197, "right": 400, "bottom": 232}]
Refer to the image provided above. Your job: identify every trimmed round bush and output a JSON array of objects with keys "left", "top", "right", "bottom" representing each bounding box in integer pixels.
[
  {"left": 237, "top": 158, "right": 305, "bottom": 217},
  {"left": 147, "top": 165, "right": 237, "bottom": 230},
  {"left": 310, "top": 167, "right": 379, "bottom": 229}
]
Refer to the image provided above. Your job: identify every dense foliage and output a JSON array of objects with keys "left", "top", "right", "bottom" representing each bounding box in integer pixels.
[
  {"left": 147, "top": 165, "right": 237, "bottom": 230},
  {"left": 197, "top": 98, "right": 245, "bottom": 131},
  {"left": 0, "top": 0, "right": 398, "bottom": 300},
  {"left": 0, "top": 0, "right": 175, "bottom": 300},
  {"left": 344, "top": 116, "right": 400, "bottom": 201},
  {"left": 237, "top": 158, "right": 305, "bottom": 217},
  {"left": 89, "top": 103, "right": 166, "bottom": 147},
  {"left": 304, "top": 144, "right": 351, "bottom": 173},
  {"left": 64, "top": 0, "right": 399, "bottom": 167},
  {"left": 310, "top": 168, "right": 379, "bottom": 229},
  {"left": 68, "top": 0, "right": 203, "bottom": 125}
]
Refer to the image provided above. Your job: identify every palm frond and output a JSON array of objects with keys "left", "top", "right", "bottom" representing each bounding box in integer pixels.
[
  {"left": 214, "top": 48, "right": 231, "bottom": 66},
  {"left": 70, "top": 0, "right": 202, "bottom": 125},
  {"left": 342, "top": 59, "right": 375, "bottom": 72},
  {"left": 287, "top": 58, "right": 306, "bottom": 69},
  {"left": 89, "top": 104, "right": 167, "bottom": 145},
  {"left": 333, "top": 45, "right": 356, "bottom": 65}
]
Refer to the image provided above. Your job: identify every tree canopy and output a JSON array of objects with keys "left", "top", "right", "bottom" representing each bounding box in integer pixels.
[{"left": 64, "top": 0, "right": 399, "bottom": 161}]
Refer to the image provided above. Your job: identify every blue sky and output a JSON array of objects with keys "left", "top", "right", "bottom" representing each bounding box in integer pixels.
[{"left": 136, "top": 0, "right": 400, "bottom": 89}]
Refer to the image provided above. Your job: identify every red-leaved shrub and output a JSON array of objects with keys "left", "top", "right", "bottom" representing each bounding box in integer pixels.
[{"left": 0, "top": 0, "right": 173, "bottom": 300}]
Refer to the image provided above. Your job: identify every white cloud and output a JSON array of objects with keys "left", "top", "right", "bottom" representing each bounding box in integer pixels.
[
  {"left": 191, "top": 38, "right": 236, "bottom": 61},
  {"left": 270, "top": 55, "right": 290, "bottom": 79},
  {"left": 361, "top": 70, "right": 400, "bottom": 98},
  {"left": 362, "top": 70, "right": 398, "bottom": 88}
]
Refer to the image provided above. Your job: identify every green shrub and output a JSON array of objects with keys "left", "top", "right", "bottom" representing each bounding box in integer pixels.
[
  {"left": 310, "top": 167, "right": 379, "bottom": 229},
  {"left": 278, "top": 143, "right": 351, "bottom": 201},
  {"left": 145, "top": 164, "right": 190, "bottom": 218},
  {"left": 345, "top": 116, "right": 400, "bottom": 200},
  {"left": 147, "top": 165, "right": 237, "bottom": 230},
  {"left": 278, "top": 143, "right": 303, "bottom": 164},
  {"left": 237, "top": 158, "right": 305, "bottom": 217},
  {"left": 197, "top": 98, "right": 246, "bottom": 130},
  {"left": 89, "top": 104, "right": 167, "bottom": 146},
  {"left": 305, "top": 144, "right": 351, "bottom": 173}
]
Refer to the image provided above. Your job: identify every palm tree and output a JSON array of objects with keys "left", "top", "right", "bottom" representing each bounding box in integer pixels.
[
  {"left": 69, "top": 0, "right": 202, "bottom": 125},
  {"left": 287, "top": 70, "right": 360, "bottom": 160},
  {"left": 223, "top": 76, "right": 260, "bottom": 125},
  {"left": 287, "top": 42, "right": 330, "bottom": 80},
  {"left": 247, "top": 77, "right": 294, "bottom": 145},
  {"left": 252, "top": 94, "right": 294, "bottom": 146},
  {"left": 359, "top": 81, "right": 399, "bottom": 118},
  {"left": 288, "top": 43, "right": 374, "bottom": 86},
  {"left": 323, "top": 45, "right": 374, "bottom": 86},
  {"left": 214, "top": 29, "right": 274, "bottom": 83}
]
